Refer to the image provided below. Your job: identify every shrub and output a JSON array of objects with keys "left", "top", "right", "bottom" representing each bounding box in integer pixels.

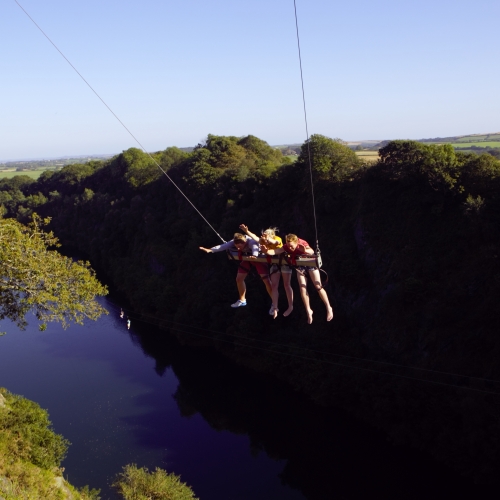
[
  {"left": 0, "top": 388, "right": 69, "bottom": 469},
  {"left": 113, "top": 464, "right": 198, "bottom": 500}
]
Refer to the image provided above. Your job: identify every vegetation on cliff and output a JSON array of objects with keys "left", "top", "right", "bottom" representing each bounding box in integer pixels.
[
  {"left": 1, "top": 133, "right": 499, "bottom": 482},
  {"left": 113, "top": 464, "right": 198, "bottom": 500},
  {"left": 0, "top": 388, "right": 197, "bottom": 499},
  {"left": 0, "top": 387, "right": 99, "bottom": 499}
]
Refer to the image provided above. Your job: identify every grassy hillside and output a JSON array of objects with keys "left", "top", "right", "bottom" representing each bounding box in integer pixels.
[
  {"left": 0, "top": 388, "right": 99, "bottom": 500},
  {"left": 0, "top": 168, "right": 57, "bottom": 180},
  {"left": 451, "top": 141, "right": 500, "bottom": 148},
  {"left": 0, "top": 388, "right": 197, "bottom": 499}
]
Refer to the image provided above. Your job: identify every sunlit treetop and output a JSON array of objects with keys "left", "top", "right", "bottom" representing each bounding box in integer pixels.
[{"left": 0, "top": 214, "right": 108, "bottom": 333}]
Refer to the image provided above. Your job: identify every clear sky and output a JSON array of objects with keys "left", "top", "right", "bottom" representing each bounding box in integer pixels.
[{"left": 1, "top": 0, "right": 499, "bottom": 160}]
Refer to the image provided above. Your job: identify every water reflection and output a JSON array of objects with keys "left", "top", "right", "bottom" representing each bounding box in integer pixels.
[
  {"left": 0, "top": 299, "right": 300, "bottom": 500},
  {"left": 128, "top": 320, "right": 491, "bottom": 500},
  {"left": 0, "top": 297, "right": 492, "bottom": 499}
]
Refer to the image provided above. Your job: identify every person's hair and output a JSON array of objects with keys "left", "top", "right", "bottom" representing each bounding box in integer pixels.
[
  {"left": 286, "top": 234, "right": 298, "bottom": 243},
  {"left": 262, "top": 227, "right": 279, "bottom": 238},
  {"left": 233, "top": 233, "right": 246, "bottom": 244}
]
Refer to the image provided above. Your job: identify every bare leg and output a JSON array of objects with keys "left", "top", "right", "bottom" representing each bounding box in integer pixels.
[
  {"left": 270, "top": 271, "right": 281, "bottom": 319},
  {"left": 282, "top": 271, "right": 294, "bottom": 317},
  {"left": 260, "top": 274, "right": 273, "bottom": 300},
  {"left": 296, "top": 270, "right": 313, "bottom": 324},
  {"left": 309, "top": 269, "right": 334, "bottom": 321},
  {"left": 236, "top": 273, "right": 247, "bottom": 301}
]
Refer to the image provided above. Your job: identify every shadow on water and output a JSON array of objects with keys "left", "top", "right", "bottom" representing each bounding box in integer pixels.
[
  {"left": 1, "top": 290, "right": 492, "bottom": 500},
  {"left": 125, "top": 320, "right": 492, "bottom": 500}
]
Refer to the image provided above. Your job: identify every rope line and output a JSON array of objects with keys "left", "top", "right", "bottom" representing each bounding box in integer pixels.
[
  {"left": 14, "top": 0, "right": 225, "bottom": 243},
  {"left": 293, "top": 0, "right": 319, "bottom": 253},
  {"left": 108, "top": 302, "right": 500, "bottom": 391},
  {"left": 110, "top": 304, "right": 500, "bottom": 397},
  {"left": 18, "top": 0, "right": 498, "bottom": 398}
]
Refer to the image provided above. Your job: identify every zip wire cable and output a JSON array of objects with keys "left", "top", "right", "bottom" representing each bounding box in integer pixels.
[
  {"left": 19, "top": 0, "right": 499, "bottom": 398},
  {"left": 14, "top": 0, "right": 225, "bottom": 243},
  {"left": 107, "top": 302, "right": 500, "bottom": 389},
  {"left": 293, "top": 0, "right": 320, "bottom": 254},
  {"left": 109, "top": 303, "right": 500, "bottom": 397}
]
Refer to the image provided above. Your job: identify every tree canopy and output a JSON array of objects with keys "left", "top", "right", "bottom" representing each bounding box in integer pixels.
[
  {"left": 297, "top": 134, "right": 361, "bottom": 181},
  {"left": 0, "top": 214, "right": 107, "bottom": 332},
  {"left": 1, "top": 133, "right": 500, "bottom": 484}
]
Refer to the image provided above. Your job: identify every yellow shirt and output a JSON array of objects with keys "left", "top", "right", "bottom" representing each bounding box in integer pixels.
[{"left": 259, "top": 235, "right": 282, "bottom": 250}]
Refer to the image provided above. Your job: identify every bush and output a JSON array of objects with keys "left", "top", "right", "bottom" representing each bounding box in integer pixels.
[
  {"left": 0, "top": 387, "right": 99, "bottom": 499},
  {"left": 0, "top": 387, "right": 69, "bottom": 469},
  {"left": 113, "top": 464, "right": 198, "bottom": 500},
  {"left": 463, "top": 194, "right": 485, "bottom": 217}
]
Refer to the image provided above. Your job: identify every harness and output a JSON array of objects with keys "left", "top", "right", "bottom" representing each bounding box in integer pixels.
[
  {"left": 280, "top": 250, "right": 328, "bottom": 288},
  {"left": 225, "top": 250, "right": 268, "bottom": 282},
  {"left": 226, "top": 249, "right": 327, "bottom": 285}
]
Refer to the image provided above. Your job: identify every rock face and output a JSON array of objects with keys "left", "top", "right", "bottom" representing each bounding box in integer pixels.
[
  {"left": 53, "top": 476, "right": 75, "bottom": 499},
  {"left": 0, "top": 475, "right": 13, "bottom": 498},
  {"left": 0, "top": 393, "right": 6, "bottom": 408}
]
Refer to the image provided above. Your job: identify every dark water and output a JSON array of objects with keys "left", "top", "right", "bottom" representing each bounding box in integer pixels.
[{"left": 0, "top": 297, "right": 489, "bottom": 499}]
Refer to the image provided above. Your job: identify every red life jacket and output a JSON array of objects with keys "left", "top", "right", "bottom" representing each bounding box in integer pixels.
[{"left": 283, "top": 238, "right": 310, "bottom": 266}]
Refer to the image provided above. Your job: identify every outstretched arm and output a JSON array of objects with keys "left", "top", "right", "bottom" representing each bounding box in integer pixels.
[
  {"left": 239, "top": 224, "right": 260, "bottom": 242},
  {"left": 201, "top": 241, "right": 234, "bottom": 253}
]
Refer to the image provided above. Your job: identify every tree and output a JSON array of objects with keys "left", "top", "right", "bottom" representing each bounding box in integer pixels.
[
  {"left": 0, "top": 215, "right": 107, "bottom": 333},
  {"left": 297, "top": 134, "right": 361, "bottom": 182},
  {"left": 487, "top": 149, "right": 500, "bottom": 159},
  {"left": 237, "top": 135, "right": 283, "bottom": 165},
  {"left": 459, "top": 151, "right": 500, "bottom": 197},
  {"left": 122, "top": 148, "right": 161, "bottom": 188},
  {"left": 379, "top": 140, "right": 462, "bottom": 192},
  {"left": 378, "top": 140, "right": 428, "bottom": 177},
  {"left": 160, "top": 147, "right": 190, "bottom": 171}
]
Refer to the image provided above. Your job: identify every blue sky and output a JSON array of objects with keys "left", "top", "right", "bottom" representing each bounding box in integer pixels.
[{"left": 1, "top": 0, "right": 499, "bottom": 160}]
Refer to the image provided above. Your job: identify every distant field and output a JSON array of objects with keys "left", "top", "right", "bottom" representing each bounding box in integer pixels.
[
  {"left": 0, "top": 169, "right": 52, "bottom": 180},
  {"left": 456, "top": 134, "right": 500, "bottom": 142},
  {"left": 356, "top": 151, "right": 379, "bottom": 163},
  {"left": 452, "top": 141, "right": 500, "bottom": 148}
]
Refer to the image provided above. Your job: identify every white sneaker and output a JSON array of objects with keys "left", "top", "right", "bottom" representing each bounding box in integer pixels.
[{"left": 231, "top": 300, "right": 247, "bottom": 308}]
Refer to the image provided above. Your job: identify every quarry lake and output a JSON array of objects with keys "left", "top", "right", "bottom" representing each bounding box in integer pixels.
[{"left": 0, "top": 296, "right": 488, "bottom": 499}]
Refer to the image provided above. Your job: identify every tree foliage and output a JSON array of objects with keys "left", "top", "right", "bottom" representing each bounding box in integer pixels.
[
  {"left": 297, "top": 134, "right": 361, "bottom": 181},
  {"left": 0, "top": 387, "right": 69, "bottom": 470},
  {"left": 0, "top": 387, "right": 101, "bottom": 499},
  {"left": 113, "top": 464, "right": 198, "bottom": 500},
  {"left": 1, "top": 134, "right": 500, "bottom": 481},
  {"left": 122, "top": 148, "right": 163, "bottom": 188},
  {"left": 0, "top": 214, "right": 107, "bottom": 332}
]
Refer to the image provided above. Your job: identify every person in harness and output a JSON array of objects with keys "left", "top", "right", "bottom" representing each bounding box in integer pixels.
[
  {"left": 238, "top": 224, "right": 293, "bottom": 319},
  {"left": 200, "top": 233, "right": 273, "bottom": 308},
  {"left": 261, "top": 234, "right": 334, "bottom": 324}
]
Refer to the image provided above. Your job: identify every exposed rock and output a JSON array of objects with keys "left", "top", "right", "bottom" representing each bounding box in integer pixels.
[
  {"left": 0, "top": 475, "right": 13, "bottom": 497},
  {"left": 53, "top": 476, "right": 75, "bottom": 499}
]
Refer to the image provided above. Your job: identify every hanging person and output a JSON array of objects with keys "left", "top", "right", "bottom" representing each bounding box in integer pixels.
[
  {"left": 238, "top": 224, "right": 293, "bottom": 319},
  {"left": 200, "top": 233, "right": 272, "bottom": 308},
  {"left": 261, "top": 234, "right": 334, "bottom": 324}
]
